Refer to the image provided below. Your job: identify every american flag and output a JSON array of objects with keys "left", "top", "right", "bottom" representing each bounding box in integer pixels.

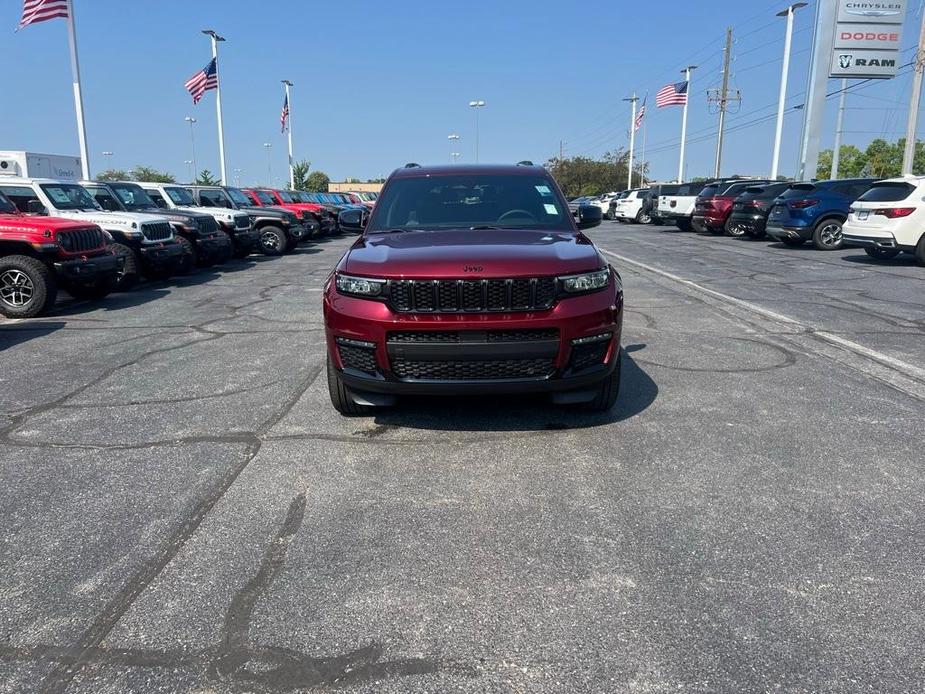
[
  {"left": 280, "top": 94, "right": 289, "bottom": 133},
  {"left": 17, "top": 0, "right": 69, "bottom": 30},
  {"left": 656, "top": 81, "right": 689, "bottom": 108},
  {"left": 634, "top": 97, "right": 647, "bottom": 132},
  {"left": 184, "top": 58, "right": 218, "bottom": 105}
]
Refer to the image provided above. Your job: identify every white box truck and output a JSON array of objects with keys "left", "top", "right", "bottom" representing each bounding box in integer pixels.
[{"left": 0, "top": 152, "right": 83, "bottom": 182}]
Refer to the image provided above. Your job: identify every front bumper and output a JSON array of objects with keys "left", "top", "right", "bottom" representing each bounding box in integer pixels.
[
  {"left": 225, "top": 225, "right": 261, "bottom": 249},
  {"left": 324, "top": 282, "right": 623, "bottom": 396},
  {"left": 53, "top": 252, "right": 122, "bottom": 283},
  {"left": 195, "top": 233, "right": 234, "bottom": 259},
  {"left": 138, "top": 241, "right": 185, "bottom": 269},
  {"left": 290, "top": 222, "right": 317, "bottom": 242}
]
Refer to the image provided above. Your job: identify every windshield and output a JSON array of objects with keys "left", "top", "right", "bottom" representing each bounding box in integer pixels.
[
  {"left": 110, "top": 183, "right": 156, "bottom": 210},
  {"left": 254, "top": 190, "right": 275, "bottom": 205},
  {"left": 226, "top": 187, "right": 252, "bottom": 206},
  {"left": 40, "top": 184, "right": 100, "bottom": 211},
  {"left": 165, "top": 186, "right": 196, "bottom": 206},
  {"left": 275, "top": 190, "right": 294, "bottom": 203},
  {"left": 0, "top": 191, "right": 17, "bottom": 214},
  {"left": 85, "top": 186, "right": 122, "bottom": 211},
  {"left": 778, "top": 184, "right": 816, "bottom": 199},
  {"left": 367, "top": 173, "right": 572, "bottom": 232}
]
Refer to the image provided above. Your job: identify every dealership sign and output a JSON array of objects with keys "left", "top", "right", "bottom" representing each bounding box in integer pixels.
[{"left": 830, "top": 0, "right": 907, "bottom": 78}]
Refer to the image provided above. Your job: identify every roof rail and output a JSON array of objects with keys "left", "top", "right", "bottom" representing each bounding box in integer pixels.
[
  {"left": 517, "top": 160, "right": 534, "bottom": 166},
  {"left": 404, "top": 162, "right": 421, "bottom": 168}
]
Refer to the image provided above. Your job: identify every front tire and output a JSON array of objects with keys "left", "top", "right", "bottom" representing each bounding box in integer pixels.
[
  {"left": 174, "top": 236, "right": 197, "bottom": 274},
  {"left": 258, "top": 225, "right": 287, "bottom": 256},
  {"left": 582, "top": 350, "right": 622, "bottom": 412},
  {"left": 915, "top": 235, "right": 925, "bottom": 267},
  {"left": 0, "top": 255, "right": 55, "bottom": 319},
  {"left": 327, "top": 354, "right": 373, "bottom": 416},
  {"left": 635, "top": 210, "right": 651, "bottom": 224},
  {"left": 812, "top": 219, "right": 844, "bottom": 250},
  {"left": 725, "top": 219, "right": 746, "bottom": 237},
  {"left": 109, "top": 242, "right": 139, "bottom": 291}
]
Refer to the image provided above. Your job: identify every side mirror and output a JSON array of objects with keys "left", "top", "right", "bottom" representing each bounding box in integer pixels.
[
  {"left": 338, "top": 207, "right": 367, "bottom": 233},
  {"left": 576, "top": 204, "right": 603, "bottom": 230},
  {"left": 27, "top": 200, "right": 47, "bottom": 215}
]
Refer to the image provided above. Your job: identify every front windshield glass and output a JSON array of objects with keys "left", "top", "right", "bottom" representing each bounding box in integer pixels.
[
  {"left": 276, "top": 190, "right": 295, "bottom": 203},
  {"left": 367, "top": 173, "right": 571, "bottom": 232},
  {"left": 39, "top": 184, "right": 100, "bottom": 211},
  {"left": 0, "top": 191, "right": 17, "bottom": 214},
  {"left": 110, "top": 183, "right": 156, "bottom": 210},
  {"left": 165, "top": 186, "right": 196, "bottom": 206},
  {"left": 255, "top": 190, "right": 275, "bottom": 205},
  {"left": 226, "top": 188, "right": 252, "bottom": 206}
]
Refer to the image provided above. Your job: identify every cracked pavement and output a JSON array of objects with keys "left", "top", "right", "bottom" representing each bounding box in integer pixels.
[{"left": 1, "top": 225, "right": 923, "bottom": 692}]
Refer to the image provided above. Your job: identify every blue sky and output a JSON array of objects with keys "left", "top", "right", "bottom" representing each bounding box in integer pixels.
[{"left": 2, "top": 0, "right": 920, "bottom": 185}]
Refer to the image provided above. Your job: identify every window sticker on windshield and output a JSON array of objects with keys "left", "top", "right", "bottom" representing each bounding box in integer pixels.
[
  {"left": 544, "top": 203, "right": 558, "bottom": 215},
  {"left": 535, "top": 185, "right": 552, "bottom": 196},
  {"left": 47, "top": 188, "right": 70, "bottom": 204}
]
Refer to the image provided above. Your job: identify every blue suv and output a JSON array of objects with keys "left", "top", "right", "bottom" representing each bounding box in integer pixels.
[{"left": 766, "top": 178, "right": 877, "bottom": 250}]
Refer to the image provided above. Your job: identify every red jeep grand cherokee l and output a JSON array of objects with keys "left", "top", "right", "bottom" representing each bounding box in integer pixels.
[{"left": 323, "top": 164, "right": 623, "bottom": 415}]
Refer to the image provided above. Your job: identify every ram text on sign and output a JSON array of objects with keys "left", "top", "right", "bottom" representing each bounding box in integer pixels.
[{"left": 830, "top": 49, "right": 900, "bottom": 78}]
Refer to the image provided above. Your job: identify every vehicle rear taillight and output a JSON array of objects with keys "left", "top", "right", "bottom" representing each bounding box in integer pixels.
[
  {"left": 874, "top": 207, "right": 915, "bottom": 219},
  {"left": 746, "top": 200, "right": 767, "bottom": 209},
  {"left": 788, "top": 199, "right": 819, "bottom": 209}
]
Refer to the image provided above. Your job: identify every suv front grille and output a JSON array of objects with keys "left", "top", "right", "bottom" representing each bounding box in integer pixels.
[
  {"left": 391, "top": 358, "right": 554, "bottom": 381},
  {"left": 388, "top": 277, "right": 557, "bottom": 313},
  {"left": 387, "top": 329, "right": 558, "bottom": 344},
  {"left": 58, "top": 227, "right": 104, "bottom": 253},
  {"left": 198, "top": 216, "right": 219, "bottom": 234},
  {"left": 338, "top": 344, "right": 377, "bottom": 375},
  {"left": 140, "top": 221, "right": 173, "bottom": 242},
  {"left": 234, "top": 215, "right": 250, "bottom": 229}
]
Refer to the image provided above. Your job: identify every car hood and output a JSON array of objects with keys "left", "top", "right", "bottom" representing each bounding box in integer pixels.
[
  {"left": 56, "top": 209, "right": 169, "bottom": 229},
  {"left": 343, "top": 228, "right": 602, "bottom": 279},
  {"left": 0, "top": 213, "right": 100, "bottom": 233},
  {"left": 240, "top": 205, "right": 288, "bottom": 219}
]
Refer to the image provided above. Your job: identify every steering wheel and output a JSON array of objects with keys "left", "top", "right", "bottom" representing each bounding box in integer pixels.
[{"left": 497, "top": 209, "right": 537, "bottom": 223}]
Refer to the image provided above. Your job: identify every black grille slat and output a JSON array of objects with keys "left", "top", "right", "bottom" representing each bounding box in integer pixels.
[
  {"left": 59, "top": 227, "right": 104, "bottom": 253},
  {"left": 234, "top": 215, "right": 250, "bottom": 229},
  {"left": 198, "top": 216, "right": 219, "bottom": 234},
  {"left": 569, "top": 342, "right": 609, "bottom": 372},
  {"left": 387, "top": 329, "right": 557, "bottom": 344},
  {"left": 389, "top": 277, "right": 558, "bottom": 314},
  {"left": 392, "top": 358, "right": 554, "bottom": 381},
  {"left": 339, "top": 344, "right": 377, "bottom": 375}
]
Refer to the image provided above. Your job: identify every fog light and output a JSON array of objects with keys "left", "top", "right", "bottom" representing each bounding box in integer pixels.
[
  {"left": 336, "top": 337, "right": 376, "bottom": 349},
  {"left": 570, "top": 332, "right": 611, "bottom": 346}
]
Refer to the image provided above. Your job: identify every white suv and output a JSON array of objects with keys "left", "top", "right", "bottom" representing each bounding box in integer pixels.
[
  {"left": 613, "top": 188, "right": 651, "bottom": 223},
  {"left": 842, "top": 176, "right": 925, "bottom": 265}
]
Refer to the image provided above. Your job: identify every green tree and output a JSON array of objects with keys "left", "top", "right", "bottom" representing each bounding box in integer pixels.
[
  {"left": 130, "top": 165, "right": 175, "bottom": 183},
  {"left": 305, "top": 171, "right": 330, "bottom": 193},
  {"left": 544, "top": 150, "right": 644, "bottom": 198},
  {"left": 292, "top": 160, "right": 311, "bottom": 190},
  {"left": 96, "top": 169, "right": 129, "bottom": 181},
  {"left": 194, "top": 169, "right": 219, "bottom": 185},
  {"left": 864, "top": 138, "right": 903, "bottom": 178}
]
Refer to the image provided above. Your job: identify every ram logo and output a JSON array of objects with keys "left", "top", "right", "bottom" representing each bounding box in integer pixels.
[{"left": 838, "top": 54, "right": 853, "bottom": 69}]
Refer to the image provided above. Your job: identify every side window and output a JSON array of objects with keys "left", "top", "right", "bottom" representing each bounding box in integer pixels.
[
  {"left": 200, "top": 191, "right": 221, "bottom": 206},
  {"left": 0, "top": 185, "right": 40, "bottom": 213},
  {"left": 851, "top": 183, "right": 871, "bottom": 199},
  {"left": 147, "top": 190, "right": 168, "bottom": 208}
]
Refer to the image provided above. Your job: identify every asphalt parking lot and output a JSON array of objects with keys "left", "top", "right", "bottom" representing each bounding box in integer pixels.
[{"left": 2, "top": 224, "right": 924, "bottom": 693}]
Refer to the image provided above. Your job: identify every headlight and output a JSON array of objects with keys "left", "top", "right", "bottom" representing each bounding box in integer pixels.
[
  {"left": 335, "top": 273, "right": 386, "bottom": 297},
  {"left": 559, "top": 269, "right": 610, "bottom": 294}
]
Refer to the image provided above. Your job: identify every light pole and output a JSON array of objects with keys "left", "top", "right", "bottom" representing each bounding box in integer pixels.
[
  {"left": 202, "top": 29, "right": 227, "bottom": 184},
  {"left": 101, "top": 151, "right": 113, "bottom": 171},
  {"left": 185, "top": 116, "right": 198, "bottom": 181},
  {"left": 448, "top": 133, "right": 460, "bottom": 163},
  {"left": 468, "top": 100, "right": 485, "bottom": 162},
  {"left": 451, "top": 152, "right": 461, "bottom": 163},
  {"left": 622, "top": 94, "right": 638, "bottom": 189},
  {"left": 184, "top": 160, "right": 193, "bottom": 181},
  {"left": 233, "top": 168, "right": 243, "bottom": 186},
  {"left": 282, "top": 80, "right": 294, "bottom": 188},
  {"left": 771, "top": 3, "right": 807, "bottom": 180},
  {"left": 263, "top": 143, "right": 272, "bottom": 186}
]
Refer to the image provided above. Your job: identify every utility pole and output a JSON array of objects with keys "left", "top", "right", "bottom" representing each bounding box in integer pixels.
[
  {"left": 708, "top": 27, "right": 739, "bottom": 178},
  {"left": 559, "top": 140, "right": 564, "bottom": 160},
  {"left": 831, "top": 79, "right": 847, "bottom": 179},
  {"left": 623, "top": 94, "right": 638, "bottom": 189},
  {"left": 902, "top": 11, "right": 925, "bottom": 175}
]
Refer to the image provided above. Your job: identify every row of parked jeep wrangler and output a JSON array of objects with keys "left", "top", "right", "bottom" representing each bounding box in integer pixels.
[
  {"left": 602, "top": 175, "right": 925, "bottom": 265},
  {"left": 0, "top": 177, "right": 375, "bottom": 318}
]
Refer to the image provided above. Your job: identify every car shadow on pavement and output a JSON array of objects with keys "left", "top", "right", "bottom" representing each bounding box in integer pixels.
[
  {"left": 50, "top": 287, "right": 171, "bottom": 316},
  {"left": 841, "top": 252, "right": 920, "bottom": 267},
  {"left": 371, "top": 344, "right": 658, "bottom": 433},
  {"left": 0, "top": 320, "right": 66, "bottom": 351}
]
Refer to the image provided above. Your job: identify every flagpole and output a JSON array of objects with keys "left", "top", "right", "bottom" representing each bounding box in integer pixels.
[
  {"left": 64, "top": 0, "right": 90, "bottom": 180},
  {"left": 678, "top": 66, "right": 696, "bottom": 183},
  {"left": 623, "top": 93, "right": 638, "bottom": 190},
  {"left": 203, "top": 29, "right": 227, "bottom": 185},
  {"left": 641, "top": 95, "right": 647, "bottom": 184},
  {"left": 283, "top": 80, "right": 294, "bottom": 189}
]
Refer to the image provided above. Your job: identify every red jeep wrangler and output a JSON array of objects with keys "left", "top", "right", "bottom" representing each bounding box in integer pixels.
[
  {"left": 241, "top": 188, "right": 334, "bottom": 237},
  {"left": 323, "top": 163, "right": 623, "bottom": 415},
  {"left": 0, "top": 190, "right": 120, "bottom": 318}
]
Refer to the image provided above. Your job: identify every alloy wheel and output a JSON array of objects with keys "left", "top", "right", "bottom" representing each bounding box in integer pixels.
[
  {"left": 261, "top": 230, "right": 283, "bottom": 252},
  {"left": 0, "top": 269, "right": 34, "bottom": 308},
  {"left": 819, "top": 222, "right": 842, "bottom": 248}
]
